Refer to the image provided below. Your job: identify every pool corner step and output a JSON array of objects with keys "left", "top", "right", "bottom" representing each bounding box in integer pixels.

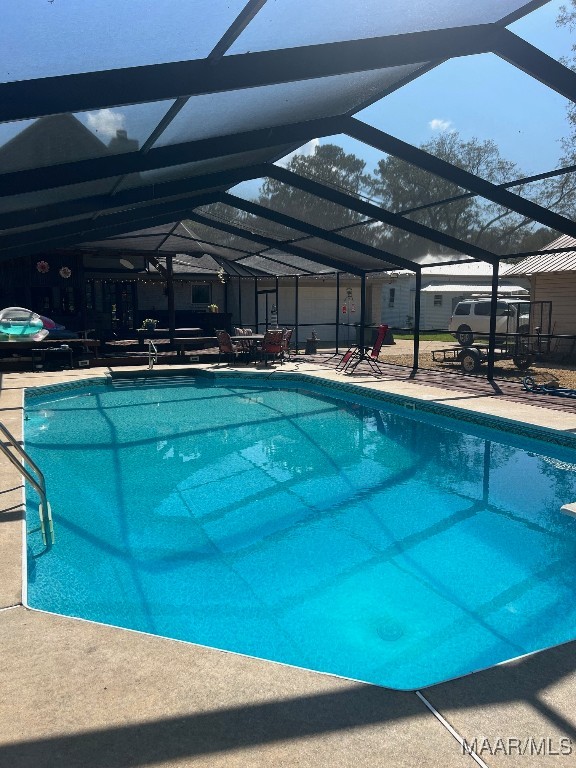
[{"left": 561, "top": 502, "right": 576, "bottom": 518}]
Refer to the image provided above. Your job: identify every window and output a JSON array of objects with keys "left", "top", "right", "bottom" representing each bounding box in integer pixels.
[
  {"left": 85, "top": 281, "right": 95, "bottom": 311},
  {"left": 495, "top": 301, "right": 513, "bottom": 317},
  {"left": 454, "top": 303, "right": 470, "bottom": 316},
  {"left": 191, "top": 284, "right": 210, "bottom": 308},
  {"left": 388, "top": 287, "right": 395, "bottom": 307},
  {"left": 474, "top": 302, "right": 492, "bottom": 316},
  {"left": 433, "top": 294, "right": 442, "bottom": 307},
  {"left": 30, "top": 286, "right": 76, "bottom": 316}
]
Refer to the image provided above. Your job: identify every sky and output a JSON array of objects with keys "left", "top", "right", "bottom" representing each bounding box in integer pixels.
[{"left": 317, "top": 0, "right": 576, "bottom": 180}]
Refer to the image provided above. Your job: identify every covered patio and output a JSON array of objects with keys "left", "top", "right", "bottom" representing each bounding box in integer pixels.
[{"left": 3, "top": 1, "right": 576, "bottom": 380}]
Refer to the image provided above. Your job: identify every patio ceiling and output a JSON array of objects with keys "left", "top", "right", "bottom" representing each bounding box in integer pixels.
[{"left": 1, "top": 0, "right": 573, "bottom": 276}]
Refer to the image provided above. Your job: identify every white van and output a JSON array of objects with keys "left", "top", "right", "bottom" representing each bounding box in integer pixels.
[{"left": 448, "top": 298, "right": 530, "bottom": 346}]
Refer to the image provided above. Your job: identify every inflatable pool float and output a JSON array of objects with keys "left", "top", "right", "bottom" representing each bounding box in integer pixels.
[{"left": 0, "top": 307, "right": 49, "bottom": 341}]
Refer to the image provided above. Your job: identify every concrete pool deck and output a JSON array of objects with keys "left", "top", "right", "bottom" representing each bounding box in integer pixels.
[{"left": 2, "top": 362, "right": 576, "bottom": 767}]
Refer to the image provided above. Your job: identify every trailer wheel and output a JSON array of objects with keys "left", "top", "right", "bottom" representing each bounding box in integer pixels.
[
  {"left": 456, "top": 325, "right": 474, "bottom": 346},
  {"left": 459, "top": 348, "right": 481, "bottom": 373},
  {"left": 513, "top": 354, "right": 533, "bottom": 371}
]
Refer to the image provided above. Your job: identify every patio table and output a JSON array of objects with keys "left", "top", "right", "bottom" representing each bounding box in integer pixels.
[{"left": 230, "top": 334, "right": 265, "bottom": 362}]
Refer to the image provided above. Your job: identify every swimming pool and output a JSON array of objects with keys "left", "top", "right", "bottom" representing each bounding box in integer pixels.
[{"left": 24, "top": 374, "right": 576, "bottom": 690}]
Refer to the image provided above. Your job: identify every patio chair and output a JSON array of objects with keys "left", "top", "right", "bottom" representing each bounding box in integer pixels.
[
  {"left": 215, "top": 330, "right": 241, "bottom": 366},
  {"left": 336, "top": 324, "right": 389, "bottom": 375},
  {"left": 281, "top": 328, "right": 294, "bottom": 364},
  {"left": 233, "top": 327, "right": 257, "bottom": 360},
  {"left": 260, "top": 329, "right": 284, "bottom": 366}
]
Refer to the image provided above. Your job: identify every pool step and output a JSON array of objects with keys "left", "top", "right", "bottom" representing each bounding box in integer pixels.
[
  {"left": 110, "top": 374, "right": 200, "bottom": 389},
  {"left": 561, "top": 502, "right": 576, "bottom": 518}
]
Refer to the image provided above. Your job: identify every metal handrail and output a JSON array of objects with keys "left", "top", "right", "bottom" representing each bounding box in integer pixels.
[
  {"left": 148, "top": 339, "right": 158, "bottom": 369},
  {"left": 0, "top": 422, "right": 54, "bottom": 545}
]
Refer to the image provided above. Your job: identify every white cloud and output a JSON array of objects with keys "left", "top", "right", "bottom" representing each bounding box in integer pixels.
[
  {"left": 85, "top": 108, "right": 126, "bottom": 139},
  {"left": 429, "top": 118, "right": 452, "bottom": 131},
  {"left": 275, "top": 138, "right": 320, "bottom": 167}
]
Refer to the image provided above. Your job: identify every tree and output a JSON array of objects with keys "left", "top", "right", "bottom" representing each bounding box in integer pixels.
[
  {"left": 184, "top": 202, "right": 254, "bottom": 253},
  {"left": 257, "top": 143, "right": 372, "bottom": 231},
  {"left": 558, "top": 1, "right": 576, "bottom": 145},
  {"left": 370, "top": 131, "right": 569, "bottom": 258}
]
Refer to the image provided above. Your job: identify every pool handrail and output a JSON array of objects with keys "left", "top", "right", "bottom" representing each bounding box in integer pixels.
[
  {"left": 148, "top": 338, "right": 158, "bottom": 369},
  {"left": 0, "top": 421, "right": 54, "bottom": 544}
]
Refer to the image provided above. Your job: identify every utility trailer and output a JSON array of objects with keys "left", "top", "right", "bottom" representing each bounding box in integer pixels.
[
  {"left": 432, "top": 334, "right": 534, "bottom": 373},
  {"left": 434, "top": 299, "right": 554, "bottom": 373}
]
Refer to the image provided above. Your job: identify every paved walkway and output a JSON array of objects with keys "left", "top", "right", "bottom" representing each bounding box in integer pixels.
[{"left": 1, "top": 362, "right": 576, "bottom": 767}]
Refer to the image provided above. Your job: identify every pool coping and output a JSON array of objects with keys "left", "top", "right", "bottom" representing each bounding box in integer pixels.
[{"left": 24, "top": 367, "right": 576, "bottom": 452}]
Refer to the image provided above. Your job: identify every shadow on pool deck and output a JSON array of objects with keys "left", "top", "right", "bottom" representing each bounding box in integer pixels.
[
  {"left": 0, "top": 612, "right": 576, "bottom": 768},
  {"left": 0, "top": 682, "right": 423, "bottom": 767}
]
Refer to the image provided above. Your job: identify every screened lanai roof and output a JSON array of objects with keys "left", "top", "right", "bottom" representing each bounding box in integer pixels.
[{"left": 2, "top": 1, "right": 576, "bottom": 276}]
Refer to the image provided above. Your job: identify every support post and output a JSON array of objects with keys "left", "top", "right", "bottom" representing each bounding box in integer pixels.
[
  {"left": 238, "top": 276, "right": 242, "bottom": 327},
  {"left": 359, "top": 273, "right": 367, "bottom": 352},
  {"left": 295, "top": 275, "right": 299, "bottom": 351},
  {"left": 166, "top": 253, "right": 175, "bottom": 344},
  {"left": 487, "top": 261, "right": 499, "bottom": 381},
  {"left": 336, "top": 272, "right": 340, "bottom": 353},
  {"left": 275, "top": 276, "right": 279, "bottom": 327},
  {"left": 412, "top": 269, "right": 421, "bottom": 373}
]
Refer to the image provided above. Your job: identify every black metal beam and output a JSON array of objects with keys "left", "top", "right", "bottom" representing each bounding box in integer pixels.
[
  {"left": 186, "top": 211, "right": 365, "bottom": 276},
  {"left": 345, "top": 117, "right": 576, "bottom": 240},
  {"left": 146, "top": 255, "right": 168, "bottom": 279},
  {"left": 493, "top": 28, "right": 576, "bottom": 104},
  {"left": 499, "top": 0, "right": 550, "bottom": 26},
  {"left": 0, "top": 163, "right": 269, "bottom": 232},
  {"left": 397, "top": 160, "right": 576, "bottom": 220},
  {"left": 0, "top": 25, "right": 498, "bottom": 122},
  {"left": 267, "top": 165, "right": 499, "bottom": 264},
  {"left": 0, "top": 118, "right": 339, "bottom": 199},
  {"left": 207, "top": 0, "right": 269, "bottom": 62},
  {"left": 0, "top": 194, "right": 220, "bottom": 260},
  {"left": 221, "top": 192, "right": 416, "bottom": 271},
  {"left": 237, "top": 251, "right": 317, "bottom": 275}
]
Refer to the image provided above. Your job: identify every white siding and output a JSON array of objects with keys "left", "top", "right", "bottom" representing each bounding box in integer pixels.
[
  {"left": 534, "top": 274, "right": 576, "bottom": 334},
  {"left": 380, "top": 273, "right": 530, "bottom": 330}
]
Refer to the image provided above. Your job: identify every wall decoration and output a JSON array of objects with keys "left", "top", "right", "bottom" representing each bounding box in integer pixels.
[
  {"left": 59, "top": 266, "right": 72, "bottom": 279},
  {"left": 36, "top": 260, "right": 50, "bottom": 273}
]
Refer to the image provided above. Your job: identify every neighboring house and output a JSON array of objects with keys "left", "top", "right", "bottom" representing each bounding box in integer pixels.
[
  {"left": 502, "top": 234, "right": 576, "bottom": 335},
  {"left": 381, "top": 261, "right": 529, "bottom": 331}
]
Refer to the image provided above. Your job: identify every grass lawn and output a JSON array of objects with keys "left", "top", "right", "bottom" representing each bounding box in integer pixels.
[{"left": 394, "top": 332, "right": 454, "bottom": 342}]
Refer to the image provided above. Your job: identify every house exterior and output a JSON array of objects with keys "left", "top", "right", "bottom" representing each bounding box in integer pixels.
[
  {"left": 231, "top": 274, "right": 385, "bottom": 345},
  {"left": 502, "top": 234, "right": 576, "bottom": 335},
  {"left": 381, "top": 262, "right": 529, "bottom": 331},
  {"left": 0, "top": 247, "right": 385, "bottom": 346},
  {"left": 0, "top": 250, "right": 231, "bottom": 339}
]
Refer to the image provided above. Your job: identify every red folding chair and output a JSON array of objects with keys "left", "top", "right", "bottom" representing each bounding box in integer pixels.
[{"left": 336, "top": 324, "right": 389, "bottom": 374}]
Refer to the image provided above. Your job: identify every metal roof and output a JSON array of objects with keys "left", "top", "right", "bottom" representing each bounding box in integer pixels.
[
  {"left": 502, "top": 234, "right": 576, "bottom": 274},
  {"left": 2, "top": 1, "right": 575, "bottom": 277},
  {"left": 421, "top": 282, "right": 528, "bottom": 293}
]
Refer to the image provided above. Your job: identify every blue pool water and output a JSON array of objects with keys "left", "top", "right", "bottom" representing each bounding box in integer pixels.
[{"left": 24, "top": 376, "right": 576, "bottom": 690}]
